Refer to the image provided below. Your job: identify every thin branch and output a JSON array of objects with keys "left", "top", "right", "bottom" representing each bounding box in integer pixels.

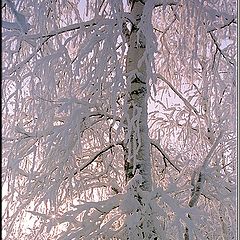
[
  {"left": 8, "top": 36, "right": 51, "bottom": 75},
  {"left": 4, "top": 110, "right": 121, "bottom": 144},
  {"left": 153, "top": 27, "right": 163, "bottom": 33},
  {"left": 25, "top": 18, "right": 104, "bottom": 40},
  {"left": 77, "top": 141, "right": 124, "bottom": 173},
  {"left": 154, "top": 0, "right": 179, "bottom": 7},
  {"left": 209, "top": 32, "right": 234, "bottom": 65},
  {"left": 207, "top": 18, "right": 236, "bottom": 33},
  {"left": 187, "top": 132, "right": 223, "bottom": 207},
  {"left": 7, "top": 18, "right": 115, "bottom": 75},
  {"left": 184, "top": 132, "right": 224, "bottom": 240},
  {"left": 202, "top": 131, "right": 223, "bottom": 169},
  {"left": 151, "top": 140, "right": 180, "bottom": 173},
  {"left": 157, "top": 74, "right": 199, "bottom": 116}
]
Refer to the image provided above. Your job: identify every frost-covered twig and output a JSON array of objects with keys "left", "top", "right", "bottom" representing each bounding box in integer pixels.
[
  {"left": 26, "top": 18, "right": 107, "bottom": 40},
  {"left": 157, "top": 74, "right": 199, "bottom": 115},
  {"left": 27, "top": 194, "right": 124, "bottom": 239},
  {"left": 202, "top": 131, "right": 223, "bottom": 169},
  {"left": 2, "top": 20, "right": 22, "bottom": 31},
  {"left": 8, "top": 35, "right": 51, "bottom": 75}
]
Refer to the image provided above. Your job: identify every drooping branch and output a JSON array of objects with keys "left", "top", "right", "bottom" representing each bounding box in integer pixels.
[
  {"left": 25, "top": 18, "right": 109, "bottom": 40},
  {"left": 151, "top": 140, "right": 180, "bottom": 173},
  {"left": 7, "top": 35, "right": 51, "bottom": 75},
  {"left": 157, "top": 74, "right": 199, "bottom": 115},
  {"left": 7, "top": 18, "right": 113, "bottom": 74},
  {"left": 209, "top": 31, "right": 234, "bottom": 65},
  {"left": 77, "top": 141, "right": 124, "bottom": 172},
  {"left": 27, "top": 193, "right": 124, "bottom": 239},
  {"left": 154, "top": 0, "right": 236, "bottom": 35},
  {"left": 6, "top": 110, "right": 121, "bottom": 142},
  {"left": 4, "top": 0, "right": 30, "bottom": 33}
]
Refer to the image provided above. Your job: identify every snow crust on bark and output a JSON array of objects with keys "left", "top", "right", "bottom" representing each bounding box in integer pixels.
[{"left": 125, "top": 0, "right": 152, "bottom": 191}]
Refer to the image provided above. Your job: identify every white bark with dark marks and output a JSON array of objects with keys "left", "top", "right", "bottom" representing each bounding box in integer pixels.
[{"left": 125, "top": 0, "right": 152, "bottom": 192}]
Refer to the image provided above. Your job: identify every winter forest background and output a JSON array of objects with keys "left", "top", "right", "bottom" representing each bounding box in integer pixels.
[{"left": 2, "top": 0, "right": 237, "bottom": 239}]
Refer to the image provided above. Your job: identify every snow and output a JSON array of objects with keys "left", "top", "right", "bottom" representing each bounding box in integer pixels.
[
  {"left": 4, "top": 0, "right": 30, "bottom": 33},
  {"left": 2, "top": 0, "right": 236, "bottom": 239}
]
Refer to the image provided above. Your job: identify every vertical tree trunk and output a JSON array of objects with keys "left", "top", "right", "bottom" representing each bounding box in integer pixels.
[
  {"left": 124, "top": 1, "right": 161, "bottom": 239},
  {"left": 125, "top": 0, "right": 152, "bottom": 192}
]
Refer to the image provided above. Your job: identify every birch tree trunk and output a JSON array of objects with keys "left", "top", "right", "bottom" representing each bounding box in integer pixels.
[
  {"left": 125, "top": 0, "right": 152, "bottom": 192},
  {"left": 124, "top": 1, "right": 160, "bottom": 239}
]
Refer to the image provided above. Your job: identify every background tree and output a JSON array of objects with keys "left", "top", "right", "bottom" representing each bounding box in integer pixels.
[{"left": 2, "top": 0, "right": 236, "bottom": 239}]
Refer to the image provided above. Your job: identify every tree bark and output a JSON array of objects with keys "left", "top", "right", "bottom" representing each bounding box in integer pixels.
[
  {"left": 125, "top": 0, "right": 152, "bottom": 192},
  {"left": 124, "top": 1, "right": 161, "bottom": 239}
]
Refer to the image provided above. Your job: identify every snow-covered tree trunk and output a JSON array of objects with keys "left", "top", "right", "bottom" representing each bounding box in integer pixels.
[
  {"left": 125, "top": 0, "right": 152, "bottom": 191},
  {"left": 123, "top": 2, "right": 161, "bottom": 238}
]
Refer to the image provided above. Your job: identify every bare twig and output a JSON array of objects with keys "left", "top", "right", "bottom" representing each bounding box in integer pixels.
[
  {"left": 207, "top": 18, "right": 236, "bottom": 33},
  {"left": 151, "top": 140, "right": 180, "bottom": 173},
  {"left": 77, "top": 141, "right": 124, "bottom": 172},
  {"left": 209, "top": 32, "right": 234, "bottom": 65},
  {"left": 154, "top": 0, "right": 179, "bottom": 7}
]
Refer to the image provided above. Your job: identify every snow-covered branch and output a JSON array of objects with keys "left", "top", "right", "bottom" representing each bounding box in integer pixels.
[
  {"left": 188, "top": 171, "right": 204, "bottom": 207},
  {"left": 202, "top": 131, "right": 223, "bottom": 169},
  {"left": 25, "top": 18, "right": 111, "bottom": 40},
  {"left": 157, "top": 74, "right": 199, "bottom": 115}
]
